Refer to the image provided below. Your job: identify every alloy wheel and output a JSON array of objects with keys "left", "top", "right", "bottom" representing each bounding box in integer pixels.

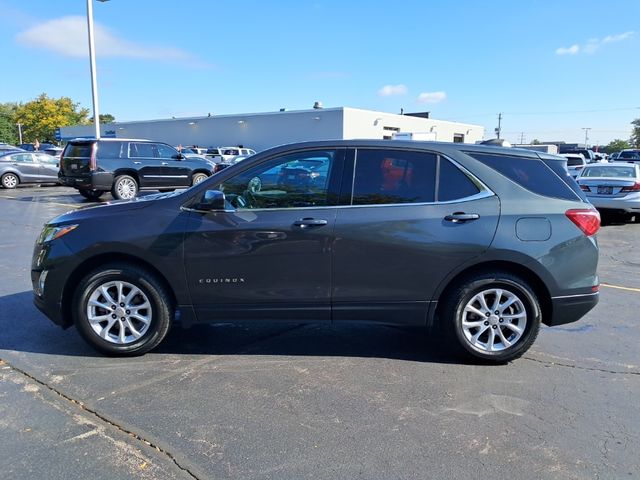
[
  {"left": 460, "top": 288, "right": 527, "bottom": 352},
  {"left": 116, "top": 178, "right": 137, "bottom": 199},
  {"left": 86, "top": 280, "right": 152, "bottom": 344}
]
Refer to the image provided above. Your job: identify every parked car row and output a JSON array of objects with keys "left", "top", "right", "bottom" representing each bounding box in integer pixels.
[{"left": 0, "top": 150, "right": 60, "bottom": 188}]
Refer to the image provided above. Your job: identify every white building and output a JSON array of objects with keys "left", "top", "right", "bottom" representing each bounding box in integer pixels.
[{"left": 59, "top": 106, "right": 484, "bottom": 151}]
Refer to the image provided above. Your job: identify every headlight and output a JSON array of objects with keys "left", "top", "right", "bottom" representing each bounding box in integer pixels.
[{"left": 38, "top": 224, "right": 79, "bottom": 244}]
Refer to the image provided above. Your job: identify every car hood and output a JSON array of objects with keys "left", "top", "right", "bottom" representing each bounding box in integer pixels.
[{"left": 48, "top": 191, "right": 182, "bottom": 225}]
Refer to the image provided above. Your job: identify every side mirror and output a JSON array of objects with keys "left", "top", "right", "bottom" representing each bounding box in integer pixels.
[{"left": 195, "top": 189, "right": 226, "bottom": 211}]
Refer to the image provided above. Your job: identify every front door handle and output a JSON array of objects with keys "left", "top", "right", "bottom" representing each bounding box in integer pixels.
[
  {"left": 133, "top": 161, "right": 142, "bottom": 164},
  {"left": 444, "top": 212, "right": 480, "bottom": 223},
  {"left": 161, "top": 162, "right": 169, "bottom": 165},
  {"left": 293, "top": 218, "right": 328, "bottom": 228}
]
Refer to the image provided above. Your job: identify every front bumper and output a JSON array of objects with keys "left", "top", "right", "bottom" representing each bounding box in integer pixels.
[{"left": 547, "top": 292, "right": 599, "bottom": 326}]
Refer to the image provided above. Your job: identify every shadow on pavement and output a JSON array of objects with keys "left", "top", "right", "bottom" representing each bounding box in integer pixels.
[{"left": 1, "top": 291, "right": 464, "bottom": 365}]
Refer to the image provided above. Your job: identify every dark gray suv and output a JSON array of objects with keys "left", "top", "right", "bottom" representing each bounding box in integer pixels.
[{"left": 32, "top": 141, "right": 600, "bottom": 362}]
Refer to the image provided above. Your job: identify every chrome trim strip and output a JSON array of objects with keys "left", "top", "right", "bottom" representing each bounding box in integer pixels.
[
  {"left": 551, "top": 292, "right": 599, "bottom": 300},
  {"left": 143, "top": 175, "right": 189, "bottom": 178}
]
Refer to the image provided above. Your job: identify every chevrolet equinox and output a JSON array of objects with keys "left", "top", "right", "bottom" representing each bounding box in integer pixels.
[{"left": 32, "top": 140, "right": 600, "bottom": 362}]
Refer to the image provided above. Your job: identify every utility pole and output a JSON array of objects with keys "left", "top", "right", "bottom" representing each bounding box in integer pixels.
[
  {"left": 495, "top": 113, "right": 502, "bottom": 139},
  {"left": 582, "top": 127, "right": 591, "bottom": 148},
  {"left": 520, "top": 132, "right": 525, "bottom": 145},
  {"left": 16, "top": 123, "right": 23, "bottom": 144}
]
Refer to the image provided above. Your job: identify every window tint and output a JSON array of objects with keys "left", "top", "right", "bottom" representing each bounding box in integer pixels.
[
  {"left": 64, "top": 144, "right": 92, "bottom": 158},
  {"left": 13, "top": 153, "right": 33, "bottom": 162},
  {"left": 130, "top": 142, "right": 155, "bottom": 158},
  {"left": 438, "top": 158, "right": 481, "bottom": 201},
  {"left": 541, "top": 159, "right": 586, "bottom": 201},
  {"left": 352, "top": 149, "right": 436, "bottom": 205},
  {"left": 35, "top": 153, "right": 57, "bottom": 164},
  {"left": 96, "top": 141, "right": 123, "bottom": 159},
  {"left": 468, "top": 152, "right": 580, "bottom": 201},
  {"left": 217, "top": 150, "right": 337, "bottom": 209},
  {"left": 156, "top": 143, "right": 178, "bottom": 159},
  {"left": 566, "top": 157, "right": 584, "bottom": 166}
]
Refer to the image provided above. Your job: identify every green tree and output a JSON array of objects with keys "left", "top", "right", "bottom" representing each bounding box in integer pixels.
[
  {"left": 89, "top": 113, "right": 116, "bottom": 124},
  {"left": 531, "top": 139, "right": 541, "bottom": 145},
  {"left": 14, "top": 93, "right": 90, "bottom": 143},
  {"left": 0, "top": 102, "right": 19, "bottom": 145},
  {"left": 604, "top": 139, "right": 631, "bottom": 154},
  {"left": 631, "top": 118, "right": 640, "bottom": 148}
]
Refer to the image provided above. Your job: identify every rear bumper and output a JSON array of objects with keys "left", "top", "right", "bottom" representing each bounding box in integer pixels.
[
  {"left": 587, "top": 195, "right": 640, "bottom": 213},
  {"left": 59, "top": 171, "right": 113, "bottom": 191},
  {"left": 547, "top": 292, "right": 599, "bottom": 326}
]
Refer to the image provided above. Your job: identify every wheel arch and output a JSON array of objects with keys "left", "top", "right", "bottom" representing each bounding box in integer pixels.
[
  {"left": 113, "top": 169, "right": 140, "bottom": 185},
  {"left": 431, "top": 260, "right": 552, "bottom": 328},
  {"left": 1, "top": 169, "right": 22, "bottom": 182},
  {"left": 61, "top": 253, "right": 177, "bottom": 328}
]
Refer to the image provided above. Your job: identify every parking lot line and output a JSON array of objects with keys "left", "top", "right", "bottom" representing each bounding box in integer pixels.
[{"left": 601, "top": 283, "right": 640, "bottom": 293}]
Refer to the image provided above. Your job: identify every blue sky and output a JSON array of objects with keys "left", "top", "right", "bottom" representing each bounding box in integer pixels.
[{"left": 1, "top": 0, "right": 638, "bottom": 145}]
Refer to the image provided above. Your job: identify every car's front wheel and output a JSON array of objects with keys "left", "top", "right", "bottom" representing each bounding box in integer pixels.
[
  {"left": 1, "top": 172, "right": 19, "bottom": 189},
  {"left": 442, "top": 271, "right": 541, "bottom": 363},
  {"left": 73, "top": 263, "right": 173, "bottom": 356},
  {"left": 112, "top": 175, "right": 139, "bottom": 200}
]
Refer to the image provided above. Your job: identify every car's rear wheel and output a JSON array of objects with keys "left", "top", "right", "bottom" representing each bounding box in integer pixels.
[
  {"left": 79, "top": 189, "right": 104, "bottom": 201},
  {"left": 112, "top": 175, "right": 138, "bottom": 200},
  {"left": 73, "top": 263, "right": 173, "bottom": 356},
  {"left": 442, "top": 271, "right": 541, "bottom": 363},
  {"left": 192, "top": 172, "right": 209, "bottom": 186},
  {"left": 1, "top": 173, "right": 19, "bottom": 189}
]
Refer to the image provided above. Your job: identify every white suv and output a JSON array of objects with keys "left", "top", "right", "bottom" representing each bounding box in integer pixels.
[{"left": 561, "top": 153, "right": 586, "bottom": 178}]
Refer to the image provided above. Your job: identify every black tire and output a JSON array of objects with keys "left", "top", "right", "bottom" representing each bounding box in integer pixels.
[
  {"left": 441, "top": 271, "right": 541, "bottom": 363},
  {"left": 111, "top": 175, "right": 139, "bottom": 200},
  {"left": 79, "top": 189, "right": 104, "bottom": 201},
  {"left": 1, "top": 172, "right": 19, "bottom": 189},
  {"left": 72, "top": 263, "right": 173, "bottom": 356},
  {"left": 191, "top": 172, "right": 209, "bottom": 186}
]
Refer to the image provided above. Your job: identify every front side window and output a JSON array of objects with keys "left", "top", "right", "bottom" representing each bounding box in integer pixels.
[
  {"left": 156, "top": 143, "right": 179, "bottom": 159},
  {"left": 352, "top": 149, "right": 436, "bottom": 205},
  {"left": 218, "top": 150, "right": 337, "bottom": 209}
]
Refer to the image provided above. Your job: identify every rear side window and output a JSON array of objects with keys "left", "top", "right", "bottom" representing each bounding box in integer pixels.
[
  {"left": 96, "top": 141, "right": 124, "bottom": 159},
  {"left": 467, "top": 152, "right": 581, "bottom": 201},
  {"left": 130, "top": 142, "right": 155, "bottom": 158},
  {"left": 352, "top": 149, "right": 436, "bottom": 205},
  {"left": 438, "top": 158, "right": 480, "bottom": 201},
  {"left": 64, "top": 144, "right": 92, "bottom": 158}
]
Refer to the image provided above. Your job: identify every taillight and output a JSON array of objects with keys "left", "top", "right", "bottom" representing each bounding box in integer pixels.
[
  {"left": 566, "top": 209, "right": 600, "bottom": 236},
  {"left": 620, "top": 182, "right": 640, "bottom": 192},
  {"left": 89, "top": 143, "right": 97, "bottom": 171},
  {"left": 579, "top": 184, "right": 590, "bottom": 192}
]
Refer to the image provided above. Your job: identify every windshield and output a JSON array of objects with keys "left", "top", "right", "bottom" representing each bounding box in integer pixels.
[{"left": 582, "top": 166, "right": 636, "bottom": 178}]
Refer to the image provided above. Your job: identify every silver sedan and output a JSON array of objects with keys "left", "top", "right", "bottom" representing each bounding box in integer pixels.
[
  {"left": 0, "top": 151, "right": 60, "bottom": 189},
  {"left": 576, "top": 162, "right": 640, "bottom": 221}
]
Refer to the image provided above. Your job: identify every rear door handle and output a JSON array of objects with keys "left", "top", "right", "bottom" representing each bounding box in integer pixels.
[
  {"left": 293, "top": 218, "right": 328, "bottom": 228},
  {"left": 161, "top": 162, "right": 169, "bottom": 165},
  {"left": 444, "top": 212, "right": 480, "bottom": 223},
  {"left": 133, "top": 161, "right": 142, "bottom": 164}
]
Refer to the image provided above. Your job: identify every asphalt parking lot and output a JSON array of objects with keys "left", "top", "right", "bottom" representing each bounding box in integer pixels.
[{"left": 0, "top": 185, "right": 638, "bottom": 480}]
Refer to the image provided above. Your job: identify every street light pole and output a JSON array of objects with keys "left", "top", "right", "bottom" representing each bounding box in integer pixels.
[
  {"left": 582, "top": 127, "right": 591, "bottom": 148},
  {"left": 16, "top": 123, "right": 23, "bottom": 144},
  {"left": 86, "top": 0, "right": 103, "bottom": 139}
]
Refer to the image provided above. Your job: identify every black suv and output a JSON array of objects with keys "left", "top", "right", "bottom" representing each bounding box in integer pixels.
[
  {"left": 33, "top": 140, "right": 600, "bottom": 362},
  {"left": 59, "top": 138, "right": 215, "bottom": 200}
]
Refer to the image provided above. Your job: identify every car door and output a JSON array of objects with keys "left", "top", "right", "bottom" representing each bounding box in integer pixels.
[
  {"left": 331, "top": 148, "right": 500, "bottom": 325},
  {"left": 155, "top": 143, "right": 192, "bottom": 187},
  {"left": 129, "top": 142, "right": 163, "bottom": 188},
  {"left": 182, "top": 148, "right": 345, "bottom": 322},
  {"left": 34, "top": 153, "right": 59, "bottom": 182},
  {"left": 10, "top": 153, "right": 40, "bottom": 183}
]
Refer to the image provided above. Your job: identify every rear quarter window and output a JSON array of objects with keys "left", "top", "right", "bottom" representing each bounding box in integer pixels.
[
  {"left": 466, "top": 152, "right": 582, "bottom": 201},
  {"left": 96, "top": 141, "right": 124, "bottom": 159}
]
